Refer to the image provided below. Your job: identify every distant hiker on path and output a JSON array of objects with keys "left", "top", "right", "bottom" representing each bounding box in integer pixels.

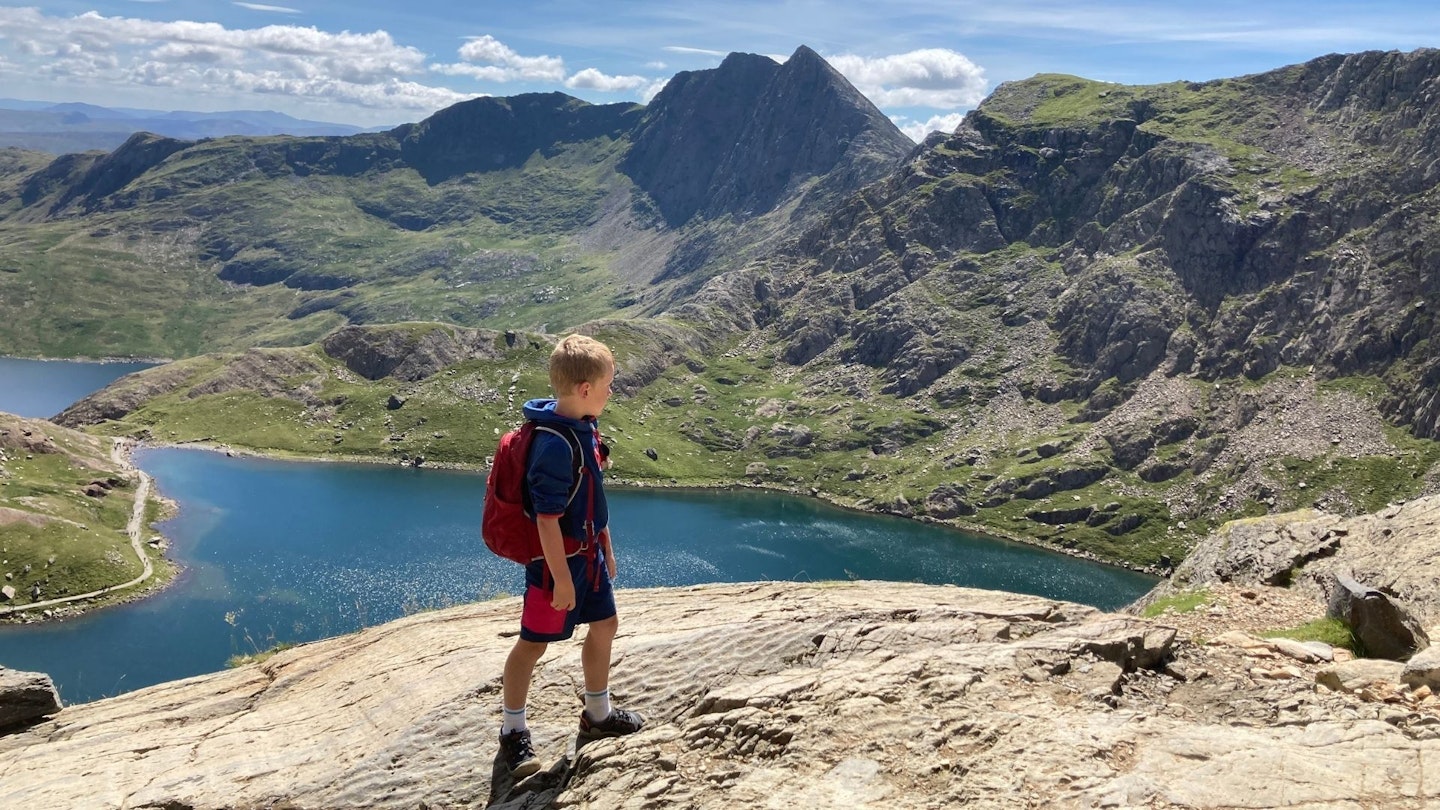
[{"left": 492, "top": 334, "right": 643, "bottom": 778}]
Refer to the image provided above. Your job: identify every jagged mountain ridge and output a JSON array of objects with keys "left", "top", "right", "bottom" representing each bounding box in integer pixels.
[
  {"left": 676, "top": 49, "right": 1440, "bottom": 431},
  {"left": 0, "top": 46, "right": 913, "bottom": 356},
  {"left": 624, "top": 48, "right": 1440, "bottom": 558},
  {"left": 26, "top": 48, "right": 1440, "bottom": 570}
]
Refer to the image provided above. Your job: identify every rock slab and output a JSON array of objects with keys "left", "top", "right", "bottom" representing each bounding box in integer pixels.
[
  {"left": 0, "top": 667, "right": 62, "bottom": 729},
  {"left": 1404, "top": 646, "right": 1440, "bottom": 691},
  {"left": 2, "top": 583, "right": 1439, "bottom": 809},
  {"left": 1325, "top": 573, "right": 1430, "bottom": 660}
]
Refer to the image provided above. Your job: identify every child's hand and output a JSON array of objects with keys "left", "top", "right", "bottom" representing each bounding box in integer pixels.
[
  {"left": 551, "top": 579, "right": 576, "bottom": 611},
  {"left": 600, "top": 527, "right": 617, "bottom": 579}
]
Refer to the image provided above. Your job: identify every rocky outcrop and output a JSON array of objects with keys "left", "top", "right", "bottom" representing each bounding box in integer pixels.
[
  {"left": 185, "top": 348, "right": 331, "bottom": 400},
  {"left": 0, "top": 423, "right": 59, "bottom": 455},
  {"left": 1154, "top": 493, "right": 1440, "bottom": 626},
  {"left": 1325, "top": 573, "right": 1430, "bottom": 660},
  {"left": 50, "top": 132, "right": 189, "bottom": 213},
  {"left": 1405, "top": 646, "right": 1440, "bottom": 690},
  {"left": 5, "top": 582, "right": 1440, "bottom": 809},
  {"left": 53, "top": 350, "right": 333, "bottom": 427},
  {"left": 54, "top": 361, "right": 201, "bottom": 426},
  {"left": 320, "top": 323, "right": 508, "bottom": 382},
  {"left": 0, "top": 667, "right": 61, "bottom": 729}
]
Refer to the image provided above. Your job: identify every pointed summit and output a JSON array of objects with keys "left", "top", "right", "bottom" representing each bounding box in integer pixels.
[
  {"left": 621, "top": 46, "right": 911, "bottom": 227},
  {"left": 786, "top": 44, "right": 826, "bottom": 65}
]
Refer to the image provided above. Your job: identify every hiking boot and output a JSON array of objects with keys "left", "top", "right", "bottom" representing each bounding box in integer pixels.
[
  {"left": 578, "top": 706, "right": 645, "bottom": 740},
  {"left": 498, "top": 728, "right": 542, "bottom": 778}
]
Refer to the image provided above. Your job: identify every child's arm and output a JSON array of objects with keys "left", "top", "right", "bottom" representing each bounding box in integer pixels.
[
  {"left": 600, "top": 526, "right": 617, "bottom": 579},
  {"left": 536, "top": 516, "right": 576, "bottom": 610}
]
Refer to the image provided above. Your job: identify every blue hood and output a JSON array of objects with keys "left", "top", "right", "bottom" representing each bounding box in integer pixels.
[{"left": 522, "top": 398, "right": 596, "bottom": 433}]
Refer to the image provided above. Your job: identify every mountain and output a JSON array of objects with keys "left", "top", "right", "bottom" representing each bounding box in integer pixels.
[
  {"left": 0, "top": 46, "right": 913, "bottom": 358},
  {"left": 622, "top": 46, "right": 914, "bottom": 228},
  {"left": 680, "top": 48, "right": 1440, "bottom": 436},
  {"left": 0, "top": 100, "right": 374, "bottom": 154},
  {"left": 641, "top": 47, "right": 1440, "bottom": 555},
  {"left": 13, "top": 47, "right": 1440, "bottom": 570}
]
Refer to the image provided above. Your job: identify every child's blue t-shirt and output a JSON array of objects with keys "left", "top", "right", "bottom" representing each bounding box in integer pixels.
[{"left": 523, "top": 398, "right": 608, "bottom": 541}]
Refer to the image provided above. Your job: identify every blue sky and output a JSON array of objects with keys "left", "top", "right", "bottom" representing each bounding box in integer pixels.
[{"left": 1, "top": 1, "right": 1437, "bottom": 140}]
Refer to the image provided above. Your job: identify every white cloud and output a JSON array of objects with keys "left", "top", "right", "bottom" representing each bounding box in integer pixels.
[
  {"left": 663, "top": 45, "right": 728, "bottom": 57},
  {"left": 828, "top": 48, "right": 988, "bottom": 110},
  {"left": 564, "top": 67, "right": 649, "bottom": 93},
  {"left": 641, "top": 78, "right": 669, "bottom": 103},
  {"left": 645, "top": 61, "right": 668, "bottom": 70},
  {"left": 0, "top": 7, "right": 463, "bottom": 117},
  {"left": 150, "top": 42, "right": 231, "bottom": 64},
  {"left": 892, "top": 112, "right": 965, "bottom": 143},
  {"left": 448, "top": 34, "right": 565, "bottom": 82},
  {"left": 233, "top": 2, "right": 301, "bottom": 14}
]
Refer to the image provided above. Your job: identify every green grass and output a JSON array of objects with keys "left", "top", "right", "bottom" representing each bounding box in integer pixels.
[
  {"left": 1262, "top": 617, "right": 1362, "bottom": 655},
  {"left": 1141, "top": 588, "right": 1213, "bottom": 618},
  {"left": 0, "top": 133, "right": 642, "bottom": 359},
  {"left": 1264, "top": 423, "right": 1440, "bottom": 514},
  {"left": 0, "top": 414, "right": 169, "bottom": 612},
  {"left": 226, "top": 641, "right": 296, "bottom": 668}
]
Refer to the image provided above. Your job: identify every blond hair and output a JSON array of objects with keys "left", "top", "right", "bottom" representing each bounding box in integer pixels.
[{"left": 549, "top": 334, "right": 614, "bottom": 395}]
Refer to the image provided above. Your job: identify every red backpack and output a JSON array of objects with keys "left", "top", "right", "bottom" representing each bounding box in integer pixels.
[{"left": 481, "top": 421, "right": 585, "bottom": 564}]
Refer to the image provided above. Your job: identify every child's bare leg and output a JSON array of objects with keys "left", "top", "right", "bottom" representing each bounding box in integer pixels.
[
  {"left": 503, "top": 638, "right": 548, "bottom": 714},
  {"left": 577, "top": 616, "right": 642, "bottom": 734},
  {"left": 581, "top": 615, "right": 618, "bottom": 694}
]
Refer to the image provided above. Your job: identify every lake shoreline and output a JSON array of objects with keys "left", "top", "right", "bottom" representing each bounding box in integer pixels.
[
  {"left": 3, "top": 353, "right": 175, "bottom": 364},
  {"left": 3, "top": 440, "right": 1158, "bottom": 702},
  {"left": 2, "top": 433, "right": 1160, "bottom": 628},
  {"left": 135, "top": 438, "right": 1164, "bottom": 581}
]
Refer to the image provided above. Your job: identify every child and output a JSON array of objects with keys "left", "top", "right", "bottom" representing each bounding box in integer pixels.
[{"left": 498, "top": 334, "right": 643, "bottom": 778}]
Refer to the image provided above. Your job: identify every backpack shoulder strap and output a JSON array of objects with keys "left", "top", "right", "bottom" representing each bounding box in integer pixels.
[{"left": 532, "top": 424, "right": 586, "bottom": 507}]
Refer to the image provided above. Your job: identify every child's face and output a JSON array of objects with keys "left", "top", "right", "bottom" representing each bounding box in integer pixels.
[{"left": 581, "top": 367, "right": 615, "bottom": 417}]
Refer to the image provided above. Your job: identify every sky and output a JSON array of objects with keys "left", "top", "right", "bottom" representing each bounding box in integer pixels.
[{"left": 0, "top": 1, "right": 1437, "bottom": 141}]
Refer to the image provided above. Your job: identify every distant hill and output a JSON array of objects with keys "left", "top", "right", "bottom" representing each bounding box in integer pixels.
[
  {"left": 0, "top": 46, "right": 913, "bottom": 357},
  {"left": 0, "top": 99, "right": 378, "bottom": 154}
]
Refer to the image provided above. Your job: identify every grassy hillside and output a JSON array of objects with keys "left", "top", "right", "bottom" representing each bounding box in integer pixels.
[
  {"left": 59, "top": 319, "right": 1440, "bottom": 572},
  {"left": 0, "top": 413, "right": 170, "bottom": 618},
  {"left": 0, "top": 135, "right": 642, "bottom": 358}
]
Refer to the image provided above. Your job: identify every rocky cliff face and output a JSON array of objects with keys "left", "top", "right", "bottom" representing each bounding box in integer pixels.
[
  {"left": 621, "top": 46, "right": 914, "bottom": 228},
  {"left": 320, "top": 323, "right": 509, "bottom": 382},
  {"left": 5, "top": 578, "right": 1440, "bottom": 809},
  {"left": 643, "top": 48, "right": 1440, "bottom": 561},
  {"left": 691, "top": 48, "right": 1440, "bottom": 432}
]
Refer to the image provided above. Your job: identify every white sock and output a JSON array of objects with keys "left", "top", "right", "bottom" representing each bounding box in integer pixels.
[
  {"left": 501, "top": 705, "right": 527, "bottom": 734},
  {"left": 584, "top": 689, "right": 612, "bottom": 721}
]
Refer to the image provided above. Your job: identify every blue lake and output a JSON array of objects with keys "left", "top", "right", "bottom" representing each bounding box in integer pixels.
[
  {"left": 0, "top": 356, "right": 157, "bottom": 418},
  {"left": 0, "top": 359, "right": 1158, "bottom": 705}
]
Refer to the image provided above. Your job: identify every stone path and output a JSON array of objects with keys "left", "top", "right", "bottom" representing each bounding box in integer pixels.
[{"left": 0, "top": 438, "right": 154, "bottom": 616}]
